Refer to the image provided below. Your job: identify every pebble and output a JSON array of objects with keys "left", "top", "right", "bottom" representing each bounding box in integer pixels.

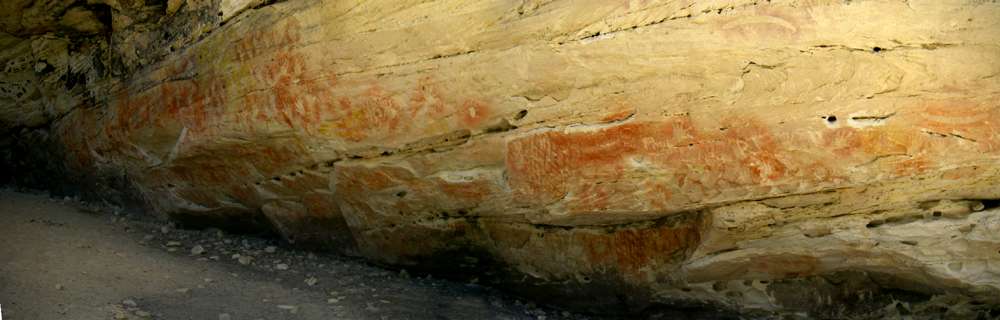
[
  {"left": 122, "top": 299, "right": 138, "bottom": 308},
  {"left": 277, "top": 305, "right": 298, "bottom": 313},
  {"left": 135, "top": 310, "right": 152, "bottom": 318},
  {"left": 276, "top": 263, "right": 289, "bottom": 270},
  {"left": 166, "top": 241, "right": 181, "bottom": 247},
  {"left": 219, "top": 313, "right": 232, "bottom": 320},
  {"left": 305, "top": 277, "right": 318, "bottom": 286},
  {"left": 238, "top": 256, "right": 253, "bottom": 265},
  {"left": 206, "top": 228, "right": 224, "bottom": 238},
  {"left": 190, "top": 245, "right": 205, "bottom": 255},
  {"left": 176, "top": 288, "right": 190, "bottom": 293},
  {"left": 264, "top": 246, "right": 277, "bottom": 253},
  {"left": 55, "top": 284, "right": 64, "bottom": 290}
]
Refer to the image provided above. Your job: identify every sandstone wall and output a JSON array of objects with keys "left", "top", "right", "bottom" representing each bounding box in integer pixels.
[{"left": 3, "top": 0, "right": 1000, "bottom": 317}]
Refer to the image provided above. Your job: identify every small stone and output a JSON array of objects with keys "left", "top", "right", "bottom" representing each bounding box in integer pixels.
[
  {"left": 160, "top": 226, "right": 170, "bottom": 234},
  {"left": 135, "top": 310, "right": 152, "bottom": 318},
  {"left": 327, "top": 298, "right": 340, "bottom": 304},
  {"left": 305, "top": 277, "right": 318, "bottom": 286},
  {"left": 122, "top": 299, "right": 138, "bottom": 308},
  {"left": 219, "top": 313, "right": 232, "bottom": 320},
  {"left": 238, "top": 256, "right": 253, "bottom": 265},
  {"left": 166, "top": 0, "right": 183, "bottom": 15},
  {"left": 55, "top": 284, "right": 64, "bottom": 290},
  {"left": 190, "top": 245, "right": 205, "bottom": 255},
  {"left": 277, "top": 305, "right": 298, "bottom": 313},
  {"left": 143, "top": 235, "right": 155, "bottom": 241},
  {"left": 166, "top": 241, "right": 181, "bottom": 247},
  {"left": 264, "top": 246, "right": 277, "bottom": 253},
  {"left": 176, "top": 287, "right": 190, "bottom": 293},
  {"left": 275, "top": 263, "right": 289, "bottom": 270}
]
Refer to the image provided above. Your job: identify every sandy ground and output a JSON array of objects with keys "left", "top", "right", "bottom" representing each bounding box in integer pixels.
[{"left": 0, "top": 189, "right": 596, "bottom": 320}]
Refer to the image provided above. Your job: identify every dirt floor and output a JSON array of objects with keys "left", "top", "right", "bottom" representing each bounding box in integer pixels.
[{"left": 0, "top": 189, "right": 607, "bottom": 320}]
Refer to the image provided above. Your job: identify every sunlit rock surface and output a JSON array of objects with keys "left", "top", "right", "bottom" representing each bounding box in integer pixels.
[{"left": 2, "top": 0, "right": 1000, "bottom": 317}]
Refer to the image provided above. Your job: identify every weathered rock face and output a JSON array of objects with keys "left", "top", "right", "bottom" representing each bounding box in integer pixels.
[{"left": 3, "top": 0, "right": 1000, "bottom": 317}]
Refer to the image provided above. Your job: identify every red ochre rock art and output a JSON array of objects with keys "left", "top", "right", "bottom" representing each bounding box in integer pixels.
[{"left": 8, "top": 0, "right": 1000, "bottom": 317}]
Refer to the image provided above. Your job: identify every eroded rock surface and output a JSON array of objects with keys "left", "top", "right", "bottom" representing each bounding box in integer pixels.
[{"left": 2, "top": 0, "right": 1000, "bottom": 317}]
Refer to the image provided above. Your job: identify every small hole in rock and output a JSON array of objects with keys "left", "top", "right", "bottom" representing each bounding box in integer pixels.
[
  {"left": 826, "top": 115, "right": 838, "bottom": 123},
  {"left": 396, "top": 191, "right": 407, "bottom": 198},
  {"left": 932, "top": 211, "right": 942, "bottom": 217},
  {"left": 514, "top": 109, "right": 528, "bottom": 120},
  {"left": 873, "top": 47, "right": 882, "bottom": 53}
]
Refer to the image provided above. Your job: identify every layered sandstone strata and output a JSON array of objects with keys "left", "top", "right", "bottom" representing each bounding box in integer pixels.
[{"left": 2, "top": 0, "right": 1000, "bottom": 317}]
